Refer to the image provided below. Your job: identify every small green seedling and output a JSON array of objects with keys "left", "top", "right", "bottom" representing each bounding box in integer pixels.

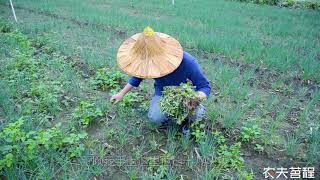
[
  {"left": 240, "top": 124, "right": 261, "bottom": 143},
  {"left": 254, "top": 144, "right": 264, "bottom": 153},
  {"left": 190, "top": 120, "right": 206, "bottom": 142}
]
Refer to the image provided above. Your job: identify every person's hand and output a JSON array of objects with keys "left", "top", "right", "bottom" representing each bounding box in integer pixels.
[
  {"left": 197, "top": 91, "right": 207, "bottom": 100},
  {"left": 110, "top": 92, "right": 124, "bottom": 104}
]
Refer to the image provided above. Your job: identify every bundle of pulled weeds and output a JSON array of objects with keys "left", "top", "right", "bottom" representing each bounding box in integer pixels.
[{"left": 159, "top": 82, "right": 202, "bottom": 125}]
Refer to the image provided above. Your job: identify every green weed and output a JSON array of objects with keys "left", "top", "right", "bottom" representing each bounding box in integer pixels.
[
  {"left": 90, "top": 68, "right": 126, "bottom": 91},
  {"left": 190, "top": 120, "right": 206, "bottom": 142},
  {"left": 212, "top": 131, "right": 245, "bottom": 173},
  {"left": 238, "top": 170, "right": 255, "bottom": 180},
  {"left": 73, "top": 101, "right": 103, "bottom": 127},
  {"left": 118, "top": 92, "right": 143, "bottom": 108},
  {"left": 254, "top": 144, "right": 264, "bottom": 153},
  {"left": 0, "top": 118, "right": 87, "bottom": 172},
  {"left": 240, "top": 124, "right": 261, "bottom": 143},
  {"left": 160, "top": 82, "right": 202, "bottom": 125}
]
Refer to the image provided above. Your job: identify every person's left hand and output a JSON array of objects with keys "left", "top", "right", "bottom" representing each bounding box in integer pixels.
[
  {"left": 197, "top": 91, "right": 207, "bottom": 100},
  {"left": 110, "top": 92, "right": 124, "bottom": 104}
]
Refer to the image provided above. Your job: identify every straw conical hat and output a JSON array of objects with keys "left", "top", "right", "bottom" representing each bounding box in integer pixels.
[{"left": 117, "top": 27, "right": 183, "bottom": 78}]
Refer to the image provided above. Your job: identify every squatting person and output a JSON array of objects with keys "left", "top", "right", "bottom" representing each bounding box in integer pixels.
[{"left": 110, "top": 27, "right": 211, "bottom": 133}]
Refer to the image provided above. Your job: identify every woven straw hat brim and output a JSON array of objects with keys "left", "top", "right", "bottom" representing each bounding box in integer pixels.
[{"left": 117, "top": 32, "right": 183, "bottom": 78}]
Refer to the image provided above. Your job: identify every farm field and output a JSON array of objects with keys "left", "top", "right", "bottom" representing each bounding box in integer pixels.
[{"left": 0, "top": 0, "right": 319, "bottom": 179}]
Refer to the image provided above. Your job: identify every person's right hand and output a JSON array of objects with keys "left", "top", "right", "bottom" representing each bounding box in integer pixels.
[{"left": 110, "top": 92, "right": 124, "bottom": 104}]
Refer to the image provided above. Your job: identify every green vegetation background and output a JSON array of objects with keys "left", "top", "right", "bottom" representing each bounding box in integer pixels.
[{"left": 0, "top": 0, "right": 319, "bottom": 179}]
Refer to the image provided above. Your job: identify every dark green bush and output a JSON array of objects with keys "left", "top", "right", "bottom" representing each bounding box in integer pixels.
[
  {"left": 230, "top": 0, "right": 320, "bottom": 9},
  {"left": 0, "top": 19, "right": 12, "bottom": 33}
]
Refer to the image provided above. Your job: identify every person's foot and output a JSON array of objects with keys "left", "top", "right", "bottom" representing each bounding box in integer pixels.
[
  {"left": 180, "top": 120, "right": 190, "bottom": 136},
  {"left": 159, "top": 118, "right": 174, "bottom": 129},
  {"left": 181, "top": 124, "right": 190, "bottom": 136}
]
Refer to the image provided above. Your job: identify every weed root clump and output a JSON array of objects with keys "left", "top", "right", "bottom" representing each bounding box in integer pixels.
[{"left": 159, "top": 82, "right": 202, "bottom": 125}]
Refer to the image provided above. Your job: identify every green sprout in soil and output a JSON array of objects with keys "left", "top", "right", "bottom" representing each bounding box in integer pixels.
[{"left": 159, "top": 82, "right": 202, "bottom": 125}]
